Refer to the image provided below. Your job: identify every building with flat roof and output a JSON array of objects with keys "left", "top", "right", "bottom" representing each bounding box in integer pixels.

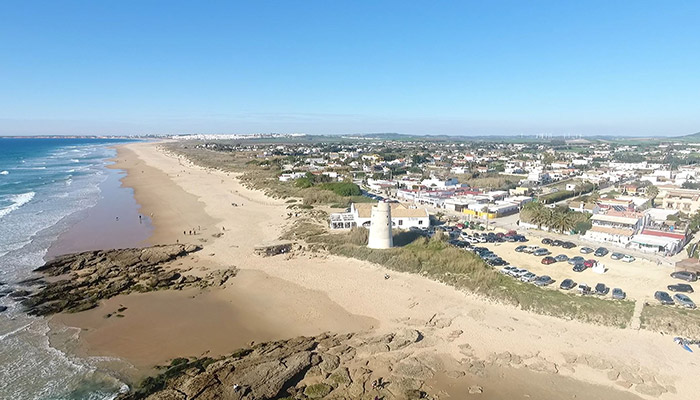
[{"left": 329, "top": 202, "right": 430, "bottom": 230}]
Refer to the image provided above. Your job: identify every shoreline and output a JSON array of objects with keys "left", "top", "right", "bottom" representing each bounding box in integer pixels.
[
  {"left": 48, "top": 141, "right": 694, "bottom": 399},
  {"left": 46, "top": 151, "right": 153, "bottom": 259}
]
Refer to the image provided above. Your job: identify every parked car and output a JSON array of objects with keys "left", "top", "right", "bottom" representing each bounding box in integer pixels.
[
  {"left": 552, "top": 239, "right": 563, "bottom": 247},
  {"left": 500, "top": 266, "right": 517, "bottom": 275},
  {"left": 583, "top": 259, "right": 596, "bottom": 268},
  {"left": 572, "top": 263, "right": 587, "bottom": 272},
  {"left": 568, "top": 256, "right": 585, "bottom": 265},
  {"left": 541, "top": 238, "right": 553, "bottom": 245},
  {"left": 523, "top": 246, "right": 539, "bottom": 254},
  {"left": 610, "top": 252, "right": 625, "bottom": 260},
  {"left": 578, "top": 283, "right": 592, "bottom": 295},
  {"left": 673, "top": 293, "right": 697, "bottom": 309},
  {"left": 561, "top": 241, "right": 576, "bottom": 249},
  {"left": 671, "top": 271, "right": 698, "bottom": 282},
  {"left": 514, "top": 235, "right": 528, "bottom": 242},
  {"left": 554, "top": 254, "right": 569, "bottom": 262},
  {"left": 594, "top": 247, "right": 609, "bottom": 257},
  {"left": 668, "top": 284, "right": 694, "bottom": 293},
  {"left": 621, "top": 255, "right": 636, "bottom": 263},
  {"left": 654, "top": 291, "right": 675, "bottom": 305},
  {"left": 541, "top": 256, "right": 556, "bottom": 265},
  {"left": 520, "top": 272, "right": 537, "bottom": 282},
  {"left": 534, "top": 275, "right": 554, "bottom": 286},
  {"left": 612, "top": 288, "right": 626, "bottom": 300},
  {"left": 594, "top": 283, "right": 610, "bottom": 295},
  {"left": 515, "top": 245, "right": 528, "bottom": 252},
  {"left": 533, "top": 248, "right": 551, "bottom": 256},
  {"left": 510, "top": 268, "right": 528, "bottom": 277},
  {"left": 580, "top": 247, "right": 594, "bottom": 254},
  {"left": 560, "top": 278, "right": 577, "bottom": 290}
]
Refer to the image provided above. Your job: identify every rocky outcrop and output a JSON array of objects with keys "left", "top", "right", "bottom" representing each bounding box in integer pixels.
[
  {"left": 117, "top": 330, "right": 426, "bottom": 400},
  {"left": 17, "top": 244, "right": 237, "bottom": 316}
]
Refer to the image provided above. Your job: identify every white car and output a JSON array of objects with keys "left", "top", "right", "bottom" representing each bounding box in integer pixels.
[
  {"left": 500, "top": 266, "right": 517, "bottom": 275},
  {"left": 511, "top": 268, "right": 528, "bottom": 278},
  {"left": 520, "top": 272, "right": 537, "bottom": 282},
  {"left": 621, "top": 255, "right": 636, "bottom": 263},
  {"left": 523, "top": 246, "right": 540, "bottom": 254}
]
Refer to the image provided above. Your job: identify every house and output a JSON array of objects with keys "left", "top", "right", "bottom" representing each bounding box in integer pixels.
[
  {"left": 582, "top": 211, "right": 644, "bottom": 246},
  {"left": 351, "top": 202, "right": 430, "bottom": 229},
  {"left": 421, "top": 177, "right": 460, "bottom": 189},
  {"left": 278, "top": 172, "right": 306, "bottom": 182},
  {"left": 657, "top": 188, "right": 700, "bottom": 214}
]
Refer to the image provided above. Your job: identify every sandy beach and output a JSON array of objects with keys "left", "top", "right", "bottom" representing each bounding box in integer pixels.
[{"left": 53, "top": 141, "right": 700, "bottom": 399}]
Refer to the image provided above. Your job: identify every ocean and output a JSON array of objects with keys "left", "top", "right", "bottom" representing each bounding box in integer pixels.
[{"left": 0, "top": 138, "right": 151, "bottom": 400}]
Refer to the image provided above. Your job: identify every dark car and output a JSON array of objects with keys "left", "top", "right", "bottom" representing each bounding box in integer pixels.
[
  {"left": 580, "top": 247, "right": 594, "bottom": 254},
  {"left": 594, "top": 283, "right": 610, "bottom": 295},
  {"left": 572, "top": 264, "right": 587, "bottom": 272},
  {"left": 594, "top": 247, "right": 609, "bottom": 257},
  {"left": 561, "top": 241, "right": 576, "bottom": 249},
  {"left": 668, "top": 284, "right": 694, "bottom": 293},
  {"left": 541, "top": 256, "right": 556, "bottom": 265},
  {"left": 654, "top": 291, "right": 675, "bottom": 305},
  {"left": 552, "top": 239, "right": 563, "bottom": 247},
  {"left": 612, "top": 288, "right": 626, "bottom": 300},
  {"left": 568, "top": 256, "right": 585, "bottom": 265},
  {"left": 515, "top": 245, "right": 528, "bottom": 252},
  {"left": 534, "top": 275, "right": 554, "bottom": 286},
  {"left": 554, "top": 254, "right": 569, "bottom": 262},
  {"left": 560, "top": 278, "right": 577, "bottom": 290},
  {"left": 515, "top": 235, "right": 528, "bottom": 242},
  {"left": 671, "top": 271, "right": 698, "bottom": 282},
  {"left": 610, "top": 252, "right": 625, "bottom": 260},
  {"left": 541, "top": 238, "right": 553, "bottom": 245}
]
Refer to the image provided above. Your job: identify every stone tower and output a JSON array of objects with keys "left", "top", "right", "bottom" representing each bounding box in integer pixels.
[{"left": 368, "top": 201, "right": 393, "bottom": 249}]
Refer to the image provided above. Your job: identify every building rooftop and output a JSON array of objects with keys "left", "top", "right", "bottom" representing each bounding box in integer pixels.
[{"left": 352, "top": 202, "right": 429, "bottom": 219}]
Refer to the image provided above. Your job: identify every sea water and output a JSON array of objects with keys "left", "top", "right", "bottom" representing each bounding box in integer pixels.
[{"left": 0, "top": 138, "right": 144, "bottom": 399}]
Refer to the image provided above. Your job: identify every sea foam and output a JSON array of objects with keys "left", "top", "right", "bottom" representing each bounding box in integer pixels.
[{"left": 0, "top": 192, "right": 35, "bottom": 219}]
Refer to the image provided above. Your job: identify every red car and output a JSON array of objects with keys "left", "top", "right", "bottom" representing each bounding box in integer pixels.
[
  {"left": 584, "top": 259, "right": 596, "bottom": 268},
  {"left": 456, "top": 223, "right": 465, "bottom": 229},
  {"left": 541, "top": 256, "right": 557, "bottom": 265}
]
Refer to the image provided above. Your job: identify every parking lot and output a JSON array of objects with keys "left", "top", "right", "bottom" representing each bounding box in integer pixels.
[{"left": 458, "top": 228, "right": 692, "bottom": 303}]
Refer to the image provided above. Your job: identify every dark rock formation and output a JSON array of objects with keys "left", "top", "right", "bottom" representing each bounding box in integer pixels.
[
  {"left": 19, "top": 244, "right": 237, "bottom": 316},
  {"left": 118, "top": 330, "right": 426, "bottom": 400}
]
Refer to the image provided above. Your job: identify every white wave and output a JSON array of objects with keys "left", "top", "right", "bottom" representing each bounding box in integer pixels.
[
  {"left": 0, "top": 322, "right": 32, "bottom": 341},
  {"left": 0, "top": 171, "right": 8, "bottom": 175},
  {"left": 0, "top": 192, "right": 36, "bottom": 219},
  {"left": 70, "top": 159, "right": 80, "bottom": 163}
]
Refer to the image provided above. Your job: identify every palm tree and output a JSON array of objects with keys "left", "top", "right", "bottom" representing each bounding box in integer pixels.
[
  {"left": 552, "top": 212, "right": 575, "bottom": 234},
  {"left": 646, "top": 185, "right": 659, "bottom": 206}
]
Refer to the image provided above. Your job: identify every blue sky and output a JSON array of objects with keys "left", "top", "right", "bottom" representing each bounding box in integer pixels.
[{"left": 1, "top": 0, "right": 699, "bottom": 136}]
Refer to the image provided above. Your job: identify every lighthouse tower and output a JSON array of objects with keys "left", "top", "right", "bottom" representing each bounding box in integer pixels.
[{"left": 368, "top": 202, "right": 393, "bottom": 249}]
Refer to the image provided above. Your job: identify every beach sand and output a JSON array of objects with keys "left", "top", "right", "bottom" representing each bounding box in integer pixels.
[{"left": 54, "top": 141, "right": 698, "bottom": 399}]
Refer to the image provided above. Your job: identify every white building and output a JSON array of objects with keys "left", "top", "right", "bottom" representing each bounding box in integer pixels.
[{"left": 329, "top": 202, "right": 430, "bottom": 230}]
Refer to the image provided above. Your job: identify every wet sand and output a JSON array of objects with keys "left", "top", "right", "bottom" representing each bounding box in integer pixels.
[
  {"left": 46, "top": 155, "right": 153, "bottom": 259},
  {"left": 55, "top": 269, "right": 376, "bottom": 372}
]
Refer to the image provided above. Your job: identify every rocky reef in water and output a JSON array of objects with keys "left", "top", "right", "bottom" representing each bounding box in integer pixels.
[
  {"left": 6, "top": 244, "right": 237, "bottom": 316},
  {"left": 117, "top": 329, "right": 441, "bottom": 400}
]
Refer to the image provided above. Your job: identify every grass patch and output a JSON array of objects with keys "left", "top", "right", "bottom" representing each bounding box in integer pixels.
[
  {"left": 640, "top": 304, "right": 700, "bottom": 337},
  {"left": 307, "top": 231, "right": 634, "bottom": 327}
]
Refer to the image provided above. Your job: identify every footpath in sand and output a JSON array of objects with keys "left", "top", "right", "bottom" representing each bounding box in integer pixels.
[{"left": 60, "top": 141, "right": 700, "bottom": 400}]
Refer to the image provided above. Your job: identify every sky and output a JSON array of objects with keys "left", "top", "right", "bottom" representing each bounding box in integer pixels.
[{"left": 1, "top": 0, "right": 699, "bottom": 137}]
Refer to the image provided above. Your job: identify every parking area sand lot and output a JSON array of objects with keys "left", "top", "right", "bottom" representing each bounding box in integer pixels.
[{"left": 467, "top": 230, "right": 692, "bottom": 303}]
